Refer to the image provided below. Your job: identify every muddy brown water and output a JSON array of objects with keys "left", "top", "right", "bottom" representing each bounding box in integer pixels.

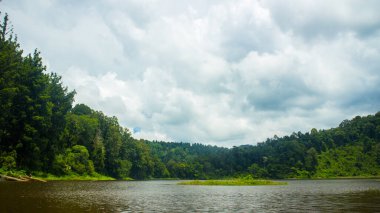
[{"left": 1, "top": 179, "right": 379, "bottom": 212}]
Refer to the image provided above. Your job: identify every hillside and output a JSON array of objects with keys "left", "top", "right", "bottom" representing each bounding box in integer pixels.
[{"left": 145, "top": 112, "right": 380, "bottom": 179}]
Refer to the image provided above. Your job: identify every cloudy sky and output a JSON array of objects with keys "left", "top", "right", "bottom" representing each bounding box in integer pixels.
[{"left": 2, "top": 0, "right": 380, "bottom": 147}]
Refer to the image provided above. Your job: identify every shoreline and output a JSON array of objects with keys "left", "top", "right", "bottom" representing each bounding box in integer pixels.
[
  {"left": 2, "top": 169, "right": 379, "bottom": 182},
  {"left": 0, "top": 170, "right": 116, "bottom": 181}
]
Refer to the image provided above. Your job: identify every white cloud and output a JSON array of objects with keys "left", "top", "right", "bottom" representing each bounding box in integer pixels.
[{"left": 2, "top": 0, "right": 380, "bottom": 147}]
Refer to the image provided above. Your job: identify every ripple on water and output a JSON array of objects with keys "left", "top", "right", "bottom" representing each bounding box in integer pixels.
[{"left": 0, "top": 179, "right": 380, "bottom": 212}]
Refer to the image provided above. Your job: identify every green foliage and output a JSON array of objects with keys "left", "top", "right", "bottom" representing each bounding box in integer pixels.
[
  {"left": 39, "top": 173, "right": 115, "bottom": 181},
  {"left": 145, "top": 112, "right": 380, "bottom": 179},
  {"left": 0, "top": 150, "right": 17, "bottom": 170},
  {"left": 125, "top": 139, "right": 155, "bottom": 179},
  {"left": 115, "top": 159, "right": 132, "bottom": 179},
  {"left": 248, "top": 163, "right": 268, "bottom": 178},
  {"left": 71, "top": 104, "right": 93, "bottom": 115},
  {"left": 52, "top": 154, "right": 70, "bottom": 175},
  {"left": 52, "top": 145, "right": 94, "bottom": 175},
  {"left": 92, "top": 131, "right": 106, "bottom": 172},
  {"left": 0, "top": 13, "right": 74, "bottom": 171},
  {"left": 153, "top": 159, "right": 170, "bottom": 178},
  {"left": 178, "top": 175, "right": 287, "bottom": 186},
  {"left": 315, "top": 145, "right": 380, "bottom": 177},
  {"left": 67, "top": 145, "right": 94, "bottom": 175},
  {"left": 0, "top": 168, "right": 27, "bottom": 177}
]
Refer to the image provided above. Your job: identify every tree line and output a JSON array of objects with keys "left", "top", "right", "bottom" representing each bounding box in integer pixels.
[
  {"left": 145, "top": 112, "right": 380, "bottom": 179},
  {"left": 1, "top": 13, "right": 379, "bottom": 179}
]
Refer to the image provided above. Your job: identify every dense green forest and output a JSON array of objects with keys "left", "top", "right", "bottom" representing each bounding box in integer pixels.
[
  {"left": 146, "top": 112, "right": 380, "bottom": 179},
  {"left": 1, "top": 13, "right": 379, "bottom": 180}
]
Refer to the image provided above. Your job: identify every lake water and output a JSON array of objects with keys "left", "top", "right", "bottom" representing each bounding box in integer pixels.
[{"left": 1, "top": 179, "right": 379, "bottom": 212}]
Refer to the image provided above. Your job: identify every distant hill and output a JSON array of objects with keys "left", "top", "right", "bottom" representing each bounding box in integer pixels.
[{"left": 145, "top": 112, "right": 380, "bottom": 179}]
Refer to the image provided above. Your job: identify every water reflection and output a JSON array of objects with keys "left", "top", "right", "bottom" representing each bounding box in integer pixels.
[{"left": 0, "top": 179, "right": 379, "bottom": 212}]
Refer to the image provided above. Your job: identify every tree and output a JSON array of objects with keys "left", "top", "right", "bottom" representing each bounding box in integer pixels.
[
  {"left": 248, "top": 163, "right": 268, "bottom": 178},
  {"left": 0, "top": 150, "right": 16, "bottom": 171},
  {"left": 53, "top": 145, "right": 94, "bottom": 175},
  {"left": 92, "top": 131, "right": 105, "bottom": 173},
  {"left": 305, "top": 148, "right": 318, "bottom": 172},
  {"left": 0, "top": 13, "right": 74, "bottom": 171}
]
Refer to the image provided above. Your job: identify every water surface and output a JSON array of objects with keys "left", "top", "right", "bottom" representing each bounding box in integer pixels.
[{"left": 1, "top": 179, "right": 379, "bottom": 212}]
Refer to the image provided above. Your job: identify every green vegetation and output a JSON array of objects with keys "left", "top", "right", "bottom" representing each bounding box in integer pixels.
[
  {"left": 0, "top": 168, "right": 115, "bottom": 181},
  {"left": 178, "top": 179, "right": 285, "bottom": 186},
  {"left": 178, "top": 175, "right": 286, "bottom": 186},
  {"left": 1, "top": 13, "right": 380, "bottom": 181},
  {"left": 145, "top": 113, "right": 380, "bottom": 179},
  {"left": 0, "top": 168, "right": 28, "bottom": 178},
  {"left": 38, "top": 173, "right": 115, "bottom": 181}
]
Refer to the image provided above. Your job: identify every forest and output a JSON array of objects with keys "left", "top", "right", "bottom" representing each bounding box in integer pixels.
[{"left": 1, "top": 13, "right": 380, "bottom": 180}]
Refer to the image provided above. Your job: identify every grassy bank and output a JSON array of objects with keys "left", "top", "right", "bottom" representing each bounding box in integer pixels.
[
  {"left": 0, "top": 169, "right": 28, "bottom": 178},
  {"left": 39, "top": 174, "right": 115, "bottom": 181},
  {"left": 149, "top": 178, "right": 180, "bottom": 181},
  {"left": 0, "top": 169, "right": 116, "bottom": 181}
]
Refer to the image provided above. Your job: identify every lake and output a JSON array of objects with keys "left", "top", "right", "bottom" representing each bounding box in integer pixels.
[{"left": 1, "top": 179, "right": 379, "bottom": 212}]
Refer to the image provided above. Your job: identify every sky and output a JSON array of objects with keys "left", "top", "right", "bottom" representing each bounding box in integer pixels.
[{"left": 1, "top": 0, "right": 380, "bottom": 147}]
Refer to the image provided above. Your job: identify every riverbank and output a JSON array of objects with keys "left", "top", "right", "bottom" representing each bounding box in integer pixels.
[
  {"left": 2, "top": 168, "right": 379, "bottom": 182},
  {"left": 0, "top": 174, "right": 47, "bottom": 182},
  {"left": 0, "top": 169, "right": 116, "bottom": 181},
  {"left": 40, "top": 174, "right": 115, "bottom": 181}
]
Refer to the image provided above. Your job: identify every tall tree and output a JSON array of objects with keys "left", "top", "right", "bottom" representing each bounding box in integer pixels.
[{"left": 0, "top": 13, "right": 74, "bottom": 171}]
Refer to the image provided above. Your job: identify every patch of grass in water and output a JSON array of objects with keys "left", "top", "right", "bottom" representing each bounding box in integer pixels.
[{"left": 178, "top": 175, "right": 287, "bottom": 186}]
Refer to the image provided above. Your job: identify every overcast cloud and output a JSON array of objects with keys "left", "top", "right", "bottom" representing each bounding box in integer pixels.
[{"left": 2, "top": 0, "right": 380, "bottom": 147}]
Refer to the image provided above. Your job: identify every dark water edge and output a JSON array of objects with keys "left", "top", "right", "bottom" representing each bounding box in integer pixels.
[{"left": 1, "top": 179, "right": 379, "bottom": 212}]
